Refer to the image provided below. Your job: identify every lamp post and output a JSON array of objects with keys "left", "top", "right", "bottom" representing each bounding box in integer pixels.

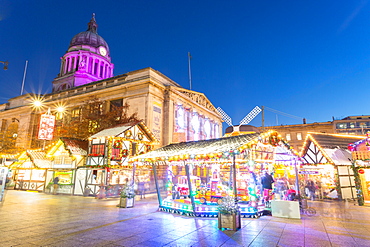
[{"left": 0, "top": 61, "right": 8, "bottom": 70}]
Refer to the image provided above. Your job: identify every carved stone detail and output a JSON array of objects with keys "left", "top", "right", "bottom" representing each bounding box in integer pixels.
[{"left": 176, "top": 89, "right": 217, "bottom": 113}]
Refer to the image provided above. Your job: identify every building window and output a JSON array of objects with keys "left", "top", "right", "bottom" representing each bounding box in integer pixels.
[
  {"left": 286, "top": 134, "right": 291, "bottom": 141},
  {"left": 336, "top": 123, "right": 347, "bottom": 129},
  {"left": 71, "top": 108, "right": 80, "bottom": 118},
  {"left": 297, "top": 133, "right": 302, "bottom": 140},
  {"left": 349, "top": 122, "right": 355, "bottom": 128},
  {"left": 110, "top": 99, "right": 123, "bottom": 111},
  {"left": 54, "top": 155, "right": 73, "bottom": 165},
  {"left": 1, "top": 119, "right": 7, "bottom": 131}
]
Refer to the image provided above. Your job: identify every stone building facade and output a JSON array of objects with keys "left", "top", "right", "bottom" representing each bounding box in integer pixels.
[{"left": 0, "top": 15, "right": 222, "bottom": 152}]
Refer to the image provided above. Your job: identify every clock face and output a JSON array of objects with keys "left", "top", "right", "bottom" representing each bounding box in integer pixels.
[{"left": 99, "top": 46, "right": 107, "bottom": 56}]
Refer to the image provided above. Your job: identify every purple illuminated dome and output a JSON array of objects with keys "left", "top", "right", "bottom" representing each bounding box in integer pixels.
[{"left": 52, "top": 14, "right": 114, "bottom": 92}]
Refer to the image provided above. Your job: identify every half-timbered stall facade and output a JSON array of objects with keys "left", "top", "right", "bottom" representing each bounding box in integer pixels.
[
  {"left": 45, "top": 137, "right": 88, "bottom": 194},
  {"left": 10, "top": 150, "right": 51, "bottom": 191},
  {"left": 300, "top": 132, "right": 363, "bottom": 200},
  {"left": 131, "top": 131, "right": 301, "bottom": 218},
  {"left": 73, "top": 121, "right": 158, "bottom": 196}
]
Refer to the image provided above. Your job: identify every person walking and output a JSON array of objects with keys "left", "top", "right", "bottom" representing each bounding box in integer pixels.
[
  {"left": 138, "top": 181, "right": 146, "bottom": 199},
  {"left": 53, "top": 176, "right": 59, "bottom": 195}
]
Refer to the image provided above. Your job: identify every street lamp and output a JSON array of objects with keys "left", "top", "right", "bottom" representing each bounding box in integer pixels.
[{"left": 0, "top": 61, "right": 8, "bottom": 70}]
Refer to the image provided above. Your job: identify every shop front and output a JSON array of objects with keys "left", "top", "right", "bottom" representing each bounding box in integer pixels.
[
  {"left": 131, "top": 131, "right": 300, "bottom": 218},
  {"left": 10, "top": 150, "right": 51, "bottom": 192},
  {"left": 74, "top": 121, "right": 158, "bottom": 197},
  {"left": 300, "top": 133, "right": 363, "bottom": 200}
]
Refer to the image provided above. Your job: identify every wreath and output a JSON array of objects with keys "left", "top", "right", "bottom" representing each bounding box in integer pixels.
[
  {"left": 269, "top": 132, "right": 280, "bottom": 147},
  {"left": 113, "top": 140, "right": 122, "bottom": 149},
  {"left": 137, "top": 132, "right": 144, "bottom": 140},
  {"left": 121, "top": 149, "right": 129, "bottom": 157},
  {"left": 125, "top": 130, "right": 132, "bottom": 138}
]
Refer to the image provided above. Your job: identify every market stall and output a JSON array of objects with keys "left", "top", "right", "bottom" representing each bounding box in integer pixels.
[
  {"left": 131, "top": 131, "right": 301, "bottom": 218},
  {"left": 45, "top": 137, "right": 88, "bottom": 194},
  {"left": 9, "top": 150, "right": 51, "bottom": 191},
  {"left": 74, "top": 121, "right": 158, "bottom": 197},
  {"left": 300, "top": 132, "right": 363, "bottom": 200}
]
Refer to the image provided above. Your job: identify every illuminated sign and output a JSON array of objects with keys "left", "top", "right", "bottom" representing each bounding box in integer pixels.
[
  {"left": 299, "top": 170, "right": 320, "bottom": 175},
  {"left": 38, "top": 114, "right": 55, "bottom": 140}
]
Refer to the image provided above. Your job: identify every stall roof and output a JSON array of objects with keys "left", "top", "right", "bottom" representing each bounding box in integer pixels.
[
  {"left": 11, "top": 150, "right": 52, "bottom": 169},
  {"left": 323, "top": 148, "right": 352, "bottom": 165},
  {"left": 306, "top": 133, "right": 364, "bottom": 149},
  {"left": 301, "top": 132, "right": 363, "bottom": 165},
  {"left": 90, "top": 124, "right": 132, "bottom": 138},
  {"left": 131, "top": 132, "right": 264, "bottom": 160},
  {"left": 89, "top": 121, "right": 158, "bottom": 143}
]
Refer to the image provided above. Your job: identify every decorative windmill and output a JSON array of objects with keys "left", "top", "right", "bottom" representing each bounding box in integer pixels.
[{"left": 216, "top": 106, "right": 262, "bottom": 136}]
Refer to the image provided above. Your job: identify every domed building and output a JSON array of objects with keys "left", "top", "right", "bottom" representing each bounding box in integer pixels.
[
  {"left": 0, "top": 15, "right": 222, "bottom": 153},
  {"left": 52, "top": 14, "right": 114, "bottom": 92}
]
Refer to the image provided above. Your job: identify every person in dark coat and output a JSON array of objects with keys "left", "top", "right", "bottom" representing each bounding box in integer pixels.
[
  {"left": 261, "top": 171, "right": 274, "bottom": 205},
  {"left": 53, "top": 176, "right": 59, "bottom": 195}
]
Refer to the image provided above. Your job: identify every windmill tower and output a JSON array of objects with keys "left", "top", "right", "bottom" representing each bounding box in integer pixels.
[{"left": 217, "top": 106, "right": 262, "bottom": 136}]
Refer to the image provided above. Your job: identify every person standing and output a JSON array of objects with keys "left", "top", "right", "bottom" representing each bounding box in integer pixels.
[
  {"left": 96, "top": 183, "right": 106, "bottom": 199},
  {"left": 307, "top": 180, "right": 316, "bottom": 201},
  {"left": 261, "top": 171, "right": 274, "bottom": 206},
  {"left": 53, "top": 176, "right": 59, "bottom": 195}
]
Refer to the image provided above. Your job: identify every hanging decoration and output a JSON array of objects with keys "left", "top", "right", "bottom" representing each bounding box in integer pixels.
[
  {"left": 125, "top": 130, "right": 132, "bottom": 138},
  {"left": 348, "top": 143, "right": 356, "bottom": 151},
  {"left": 268, "top": 131, "right": 281, "bottom": 147},
  {"left": 121, "top": 149, "right": 129, "bottom": 157},
  {"left": 113, "top": 140, "right": 122, "bottom": 149},
  {"left": 137, "top": 132, "right": 144, "bottom": 140}
]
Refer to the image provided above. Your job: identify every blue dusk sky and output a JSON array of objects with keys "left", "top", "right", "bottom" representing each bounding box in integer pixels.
[{"left": 1, "top": 0, "right": 370, "bottom": 132}]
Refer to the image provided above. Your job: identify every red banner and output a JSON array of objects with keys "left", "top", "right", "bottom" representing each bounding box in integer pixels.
[{"left": 38, "top": 114, "right": 55, "bottom": 140}]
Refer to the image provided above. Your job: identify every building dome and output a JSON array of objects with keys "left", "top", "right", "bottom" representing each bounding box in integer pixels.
[
  {"left": 52, "top": 14, "right": 114, "bottom": 92},
  {"left": 68, "top": 14, "right": 110, "bottom": 54}
]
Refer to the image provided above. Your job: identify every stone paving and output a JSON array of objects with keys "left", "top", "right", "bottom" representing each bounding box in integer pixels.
[{"left": 1, "top": 190, "right": 370, "bottom": 247}]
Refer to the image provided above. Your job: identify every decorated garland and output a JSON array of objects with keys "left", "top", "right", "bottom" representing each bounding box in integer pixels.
[
  {"left": 113, "top": 140, "right": 122, "bottom": 149},
  {"left": 352, "top": 165, "right": 365, "bottom": 206},
  {"left": 269, "top": 132, "right": 280, "bottom": 147}
]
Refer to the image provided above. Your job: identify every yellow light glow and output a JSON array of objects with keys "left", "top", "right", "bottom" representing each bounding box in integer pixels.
[{"left": 30, "top": 95, "right": 46, "bottom": 111}]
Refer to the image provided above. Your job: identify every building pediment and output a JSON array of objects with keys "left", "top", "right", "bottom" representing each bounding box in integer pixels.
[{"left": 172, "top": 87, "right": 219, "bottom": 115}]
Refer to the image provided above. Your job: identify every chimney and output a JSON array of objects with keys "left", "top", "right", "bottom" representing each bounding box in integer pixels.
[{"left": 303, "top": 118, "right": 306, "bottom": 124}]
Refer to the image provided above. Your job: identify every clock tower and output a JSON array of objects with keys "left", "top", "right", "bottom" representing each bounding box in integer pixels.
[{"left": 52, "top": 14, "right": 114, "bottom": 92}]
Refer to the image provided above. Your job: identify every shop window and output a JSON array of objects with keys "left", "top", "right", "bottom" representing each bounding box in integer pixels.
[
  {"left": 91, "top": 144, "right": 105, "bottom": 156},
  {"left": 286, "top": 134, "right": 291, "bottom": 141},
  {"left": 297, "top": 133, "right": 302, "bottom": 141},
  {"left": 112, "top": 148, "right": 120, "bottom": 159}
]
